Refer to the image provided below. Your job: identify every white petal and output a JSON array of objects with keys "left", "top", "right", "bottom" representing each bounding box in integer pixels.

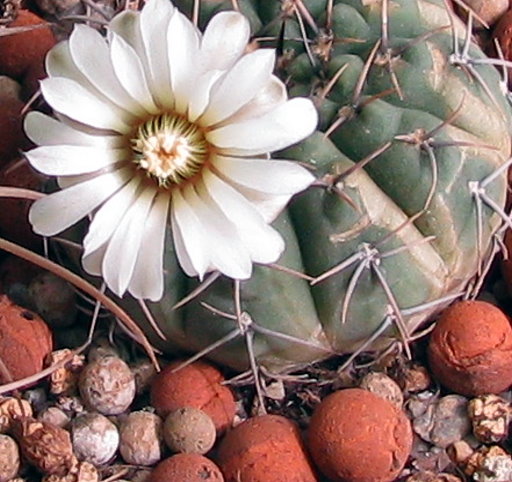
[
  {"left": 187, "top": 69, "right": 223, "bottom": 122},
  {"left": 46, "top": 41, "right": 137, "bottom": 120},
  {"left": 129, "top": 192, "right": 170, "bottom": 300},
  {"left": 108, "top": 10, "right": 139, "bottom": 43},
  {"left": 26, "top": 145, "right": 129, "bottom": 176},
  {"left": 200, "top": 49, "right": 275, "bottom": 126},
  {"left": 57, "top": 174, "right": 90, "bottom": 189},
  {"left": 110, "top": 33, "right": 159, "bottom": 114},
  {"left": 24, "top": 112, "right": 125, "bottom": 148},
  {"left": 167, "top": 10, "right": 200, "bottom": 114},
  {"left": 140, "top": 0, "right": 175, "bottom": 109},
  {"left": 213, "top": 155, "right": 315, "bottom": 194},
  {"left": 228, "top": 188, "right": 291, "bottom": 223},
  {"left": 69, "top": 25, "right": 148, "bottom": 116},
  {"left": 200, "top": 11, "right": 250, "bottom": 72},
  {"left": 171, "top": 188, "right": 210, "bottom": 278},
  {"left": 226, "top": 75, "right": 287, "bottom": 124},
  {"left": 182, "top": 184, "right": 252, "bottom": 279},
  {"left": 41, "top": 77, "right": 132, "bottom": 134},
  {"left": 102, "top": 187, "right": 157, "bottom": 297},
  {"left": 171, "top": 211, "right": 195, "bottom": 277},
  {"left": 83, "top": 176, "right": 142, "bottom": 254},
  {"left": 201, "top": 169, "right": 284, "bottom": 264},
  {"left": 108, "top": 9, "right": 147, "bottom": 68},
  {"left": 208, "top": 97, "right": 318, "bottom": 155},
  {"left": 29, "top": 167, "right": 131, "bottom": 236},
  {"left": 46, "top": 41, "right": 85, "bottom": 81},
  {"left": 82, "top": 243, "right": 106, "bottom": 276}
]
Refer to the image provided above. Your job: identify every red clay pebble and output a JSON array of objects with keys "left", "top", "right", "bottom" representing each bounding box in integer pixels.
[
  {"left": 0, "top": 10, "right": 55, "bottom": 95},
  {"left": 0, "top": 294, "right": 52, "bottom": 384},
  {"left": 217, "top": 414, "right": 317, "bottom": 482},
  {"left": 428, "top": 300, "right": 512, "bottom": 396},
  {"left": 150, "top": 360, "right": 236, "bottom": 434},
  {"left": 307, "top": 388, "right": 412, "bottom": 482},
  {"left": 149, "top": 453, "right": 224, "bottom": 482}
]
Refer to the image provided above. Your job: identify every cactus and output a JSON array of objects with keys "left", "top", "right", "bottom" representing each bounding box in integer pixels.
[{"left": 79, "top": 0, "right": 512, "bottom": 373}]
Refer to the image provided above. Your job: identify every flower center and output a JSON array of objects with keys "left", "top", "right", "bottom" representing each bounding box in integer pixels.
[{"left": 131, "top": 114, "right": 209, "bottom": 187}]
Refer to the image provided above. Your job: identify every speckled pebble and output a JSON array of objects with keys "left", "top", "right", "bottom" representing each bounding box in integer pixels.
[
  {"left": 163, "top": 407, "right": 216, "bottom": 455},
  {"left": 79, "top": 355, "right": 135, "bottom": 415},
  {"left": 71, "top": 413, "right": 119, "bottom": 465},
  {"left": 0, "top": 434, "right": 19, "bottom": 482},
  {"left": 360, "top": 371, "right": 403, "bottom": 409},
  {"left": 119, "top": 411, "right": 163, "bottom": 466}
]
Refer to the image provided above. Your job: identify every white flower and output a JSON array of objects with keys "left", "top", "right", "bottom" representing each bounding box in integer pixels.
[{"left": 24, "top": 0, "right": 317, "bottom": 301}]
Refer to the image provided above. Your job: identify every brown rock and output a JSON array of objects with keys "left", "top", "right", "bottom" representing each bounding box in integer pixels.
[
  {"left": 0, "top": 397, "right": 33, "bottom": 433},
  {"left": 0, "top": 295, "right": 52, "bottom": 384},
  {"left": 0, "top": 159, "right": 45, "bottom": 251},
  {"left": 13, "top": 418, "right": 74, "bottom": 476},
  {"left": 428, "top": 300, "right": 512, "bottom": 396},
  {"left": 150, "top": 361, "right": 236, "bottom": 434},
  {"left": 468, "top": 394, "right": 510, "bottom": 443},
  {"left": 0, "top": 99, "right": 27, "bottom": 167},
  {"left": 308, "top": 388, "right": 412, "bottom": 482},
  {"left": 411, "top": 394, "right": 471, "bottom": 448},
  {"left": 217, "top": 414, "right": 317, "bottom": 482},
  {"left": 150, "top": 454, "right": 224, "bottom": 482},
  {"left": 501, "top": 228, "right": 512, "bottom": 295},
  {"left": 493, "top": 9, "right": 512, "bottom": 87},
  {"left": 0, "top": 10, "right": 55, "bottom": 95},
  {"left": 456, "top": 0, "right": 509, "bottom": 28},
  {"left": 405, "top": 472, "right": 461, "bottom": 482},
  {"left": 42, "top": 460, "right": 98, "bottom": 482},
  {"left": 464, "top": 445, "right": 512, "bottom": 479}
]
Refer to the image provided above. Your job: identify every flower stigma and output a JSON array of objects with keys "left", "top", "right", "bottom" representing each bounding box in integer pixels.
[{"left": 131, "top": 113, "right": 209, "bottom": 187}]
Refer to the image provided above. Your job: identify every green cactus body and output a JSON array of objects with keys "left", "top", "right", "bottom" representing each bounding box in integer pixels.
[{"left": 134, "top": 0, "right": 512, "bottom": 372}]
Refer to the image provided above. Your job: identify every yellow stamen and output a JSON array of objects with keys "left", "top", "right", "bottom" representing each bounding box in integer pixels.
[{"left": 132, "top": 114, "right": 209, "bottom": 187}]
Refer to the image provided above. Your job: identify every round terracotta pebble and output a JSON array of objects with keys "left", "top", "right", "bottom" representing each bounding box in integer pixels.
[
  {"left": 217, "top": 414, "right": 317, "bottom": 482},
  {"left": 149, "top": 454, "right": 224, "bottom": 482},
  {"left": 307, "top": 388, "right": 412, "bottom": 482},
  {"left": 0, "top": 295, "right": 52, "bottom": 384},
  {"left": 0, "top": 10, "right": 56, "bottom": 92},
  {"left": 150, "top": 361, "right": 235, "bottom": 434},
  {"left": 428, "top": 300, "right": 512, "bottom": 396}
]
